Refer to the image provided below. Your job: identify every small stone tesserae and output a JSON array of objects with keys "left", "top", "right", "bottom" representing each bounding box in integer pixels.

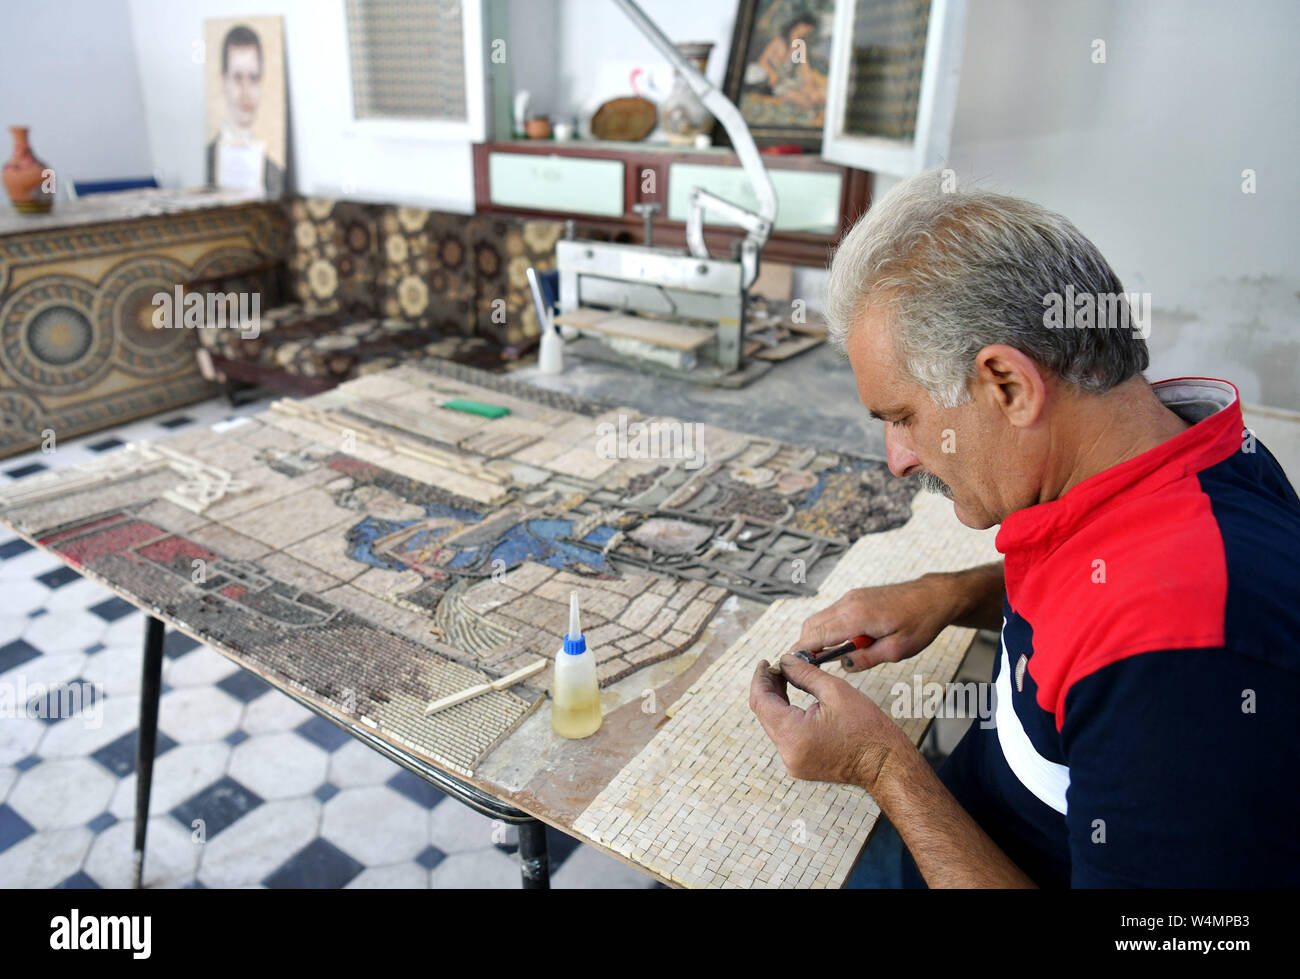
[{"left": 552, "top": 592, "right": 603, "bottom": 739}]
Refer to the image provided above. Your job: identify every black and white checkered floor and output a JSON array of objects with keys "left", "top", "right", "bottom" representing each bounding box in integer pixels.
[{"left": 0, "top": 397, "right": 658, "bottom": 889}]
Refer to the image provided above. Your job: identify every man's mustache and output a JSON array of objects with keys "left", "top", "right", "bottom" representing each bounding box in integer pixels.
[{"left": 916, "top": 471, "right": 954, "bottom": 499}]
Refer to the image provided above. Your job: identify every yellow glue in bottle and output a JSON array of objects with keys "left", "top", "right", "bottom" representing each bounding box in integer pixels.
[{"left": 552, "top": 591, "right": 602, "bottom": 739}]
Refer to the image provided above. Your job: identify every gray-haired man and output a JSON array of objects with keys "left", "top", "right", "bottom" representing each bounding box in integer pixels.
[{"left": 750, "top": 171, "right": 1300, "bottom": 888}]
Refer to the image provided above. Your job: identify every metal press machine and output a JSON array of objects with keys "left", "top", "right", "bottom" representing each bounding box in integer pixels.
[{"left": 551, "top": 0, "right": 780, "bottom": 385}]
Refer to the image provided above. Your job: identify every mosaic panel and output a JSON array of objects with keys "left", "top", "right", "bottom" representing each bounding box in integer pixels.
[
  {"left": 0, "top": 362, "right": 920, "bottom": 775},
  {"left": 0, "top": 199, "right": 285, "bottom": 457}
]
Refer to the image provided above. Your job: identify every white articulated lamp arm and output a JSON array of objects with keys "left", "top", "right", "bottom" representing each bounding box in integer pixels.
[{"left": 610, "top": 0, "right": 777, "bottom": 285}]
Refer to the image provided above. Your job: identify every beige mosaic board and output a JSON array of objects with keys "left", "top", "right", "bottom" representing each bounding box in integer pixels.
[{"left": 573, "top": 491, "right": 999, "bottom": 887}]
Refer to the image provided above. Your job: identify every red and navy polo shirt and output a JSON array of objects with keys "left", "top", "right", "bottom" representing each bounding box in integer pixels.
[{"left": 911, "top": 377, "right": 1300, "bottom": 887}]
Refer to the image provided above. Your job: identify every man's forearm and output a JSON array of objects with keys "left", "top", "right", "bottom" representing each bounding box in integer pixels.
[
  {"left": 869, "top": 744, "right": 1036, "bottom": 888},
  {"left": 930, "top": 561, "right": 1005, "bottom": 632}
]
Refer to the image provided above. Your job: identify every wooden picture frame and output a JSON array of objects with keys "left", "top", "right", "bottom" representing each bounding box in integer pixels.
[{"left": 713, "top": 0, "right": 838, "bottom": 151}]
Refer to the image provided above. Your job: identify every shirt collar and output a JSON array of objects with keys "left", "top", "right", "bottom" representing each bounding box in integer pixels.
[{"left": 995, "top": 377, "right": 1243, "bottom": 556}]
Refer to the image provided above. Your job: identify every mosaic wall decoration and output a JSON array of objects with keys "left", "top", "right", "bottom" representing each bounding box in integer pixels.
[
  {"left": 0, "top": 198, "right": 285, "bottom": 458},
  {"left": 573, "top": 491, "right": 999, "bottom": 888},
  {"left": 0, "top": 361, "right": 918, "bottom": 775}
]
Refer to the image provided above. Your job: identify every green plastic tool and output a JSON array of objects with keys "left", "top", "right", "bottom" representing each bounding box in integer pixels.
[{"left": 441, "top": 398, "right": 510, "bottom": 419}]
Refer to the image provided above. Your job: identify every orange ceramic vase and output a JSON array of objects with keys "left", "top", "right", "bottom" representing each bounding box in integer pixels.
[{"left": 3, "top": 126, "right": 55, "bottom": 213}]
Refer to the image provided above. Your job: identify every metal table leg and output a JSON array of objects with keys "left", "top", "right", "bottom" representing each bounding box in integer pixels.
[
  {"left": 518, "top": 819, "right": 551, "bottom": 889},
  {"left": 125, "top": 625, "right": 556, "bottom": 890},
  {"left": 133, "top": 615, "right": 166, "bottom": 888}
]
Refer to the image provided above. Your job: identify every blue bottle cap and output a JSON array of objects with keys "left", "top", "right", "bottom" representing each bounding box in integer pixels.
[{"left": 563, "top": 591, "right": 585, "bottom": 654}]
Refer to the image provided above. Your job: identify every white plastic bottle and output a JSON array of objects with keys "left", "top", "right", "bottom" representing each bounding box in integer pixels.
[
  {"left": 552, "top": 592, "right": 602, "bottom": 739},
  {"left": 537, "top": 324, "right": 564, "bottom": 375}
]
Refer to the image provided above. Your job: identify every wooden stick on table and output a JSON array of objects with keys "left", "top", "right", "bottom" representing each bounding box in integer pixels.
[{"left": 425, "top": 658, "right": 549, "bottom": 715}]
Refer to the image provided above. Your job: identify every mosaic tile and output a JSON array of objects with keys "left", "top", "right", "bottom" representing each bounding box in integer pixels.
[
  {"left": 619, "top": 593, "right": 665, "bottom": 631},
  {"left": 545, "top": 446, "right": 618, "bottom": 481},
  {"left": 642, "top": 607, "right": 677, "bottom": 640},
  {"left": 282, "top": 528, "right": 370, "bottom": 584},
  {"left": 497, "top": 560, "right": 554, "bottom": 593},
  {"left": 186, "top": 524, "right": 273, "bottom": 561},
  {"left": 585, "top": 622, "right": 630, "bottom": 648},
  {"left": 255, "top": 549, "right": 347, "bottom": 593},
  {"left": 133, "top": 498, "right": 213, "bottom": 534},
  {"left": 225, "top": 489, "right": 356, "bottom": 550}
]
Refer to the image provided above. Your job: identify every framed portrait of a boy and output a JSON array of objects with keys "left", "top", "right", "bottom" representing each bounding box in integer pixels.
[{"left": 203, "top": 16, "right": 288, "bottom": 196}]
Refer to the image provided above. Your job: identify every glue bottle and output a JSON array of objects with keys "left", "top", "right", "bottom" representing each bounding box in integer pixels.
[
  {"left": 552, "top": 592, "right": 602, "bottom": 739},
  {"left": 537, "top": 322, "right": 564, "bottom": 374}
]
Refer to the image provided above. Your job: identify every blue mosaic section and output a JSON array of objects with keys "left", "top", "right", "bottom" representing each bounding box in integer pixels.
[{"left": 344, "top": 511, "right": 618, "bottom": 577}]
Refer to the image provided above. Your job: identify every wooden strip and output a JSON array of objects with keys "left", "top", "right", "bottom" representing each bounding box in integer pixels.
[
  {"left": 270, "top": 398, "right": 507, "bottom": 488},
  {"left": 553, "top": 307, "right": 617, "bottom": 329},
  {"left": 557, "top": 312, "right": 714, "bottom": 351},
  {"left": 425, "top": 657, "right": 548, "bottom": 715},
  {"left": 754, "top": 334, "right": 823, "bottom": 361}
]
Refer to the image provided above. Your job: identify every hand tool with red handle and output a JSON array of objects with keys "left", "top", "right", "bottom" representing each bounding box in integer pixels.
[{"left": 793, "top": 634, "right": 874, "bottom": 667}]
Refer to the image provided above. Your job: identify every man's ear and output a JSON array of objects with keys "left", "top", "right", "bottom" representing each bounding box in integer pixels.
[{"left": 972, "top": 344, "right": 1046, "bottom": 428}]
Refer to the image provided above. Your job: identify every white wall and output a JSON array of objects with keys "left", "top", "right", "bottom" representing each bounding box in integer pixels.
[
  {"left": 126, "top": 0, "right": 480, "bottom": 211},
  {"left": 502, "top": 0, "right": 738, "bottom": 140},
  {"left": 502, "top": 0, "right": 559, "bottom": 131},
  {"left": 555, "top": 0, "right": 736, "bottom": 140},
  {"left": 945, "top": 0, "right": 1300, "bottom": 411},
  {"left": 0, "top": 0, "right": 153, "bottom": 187}
]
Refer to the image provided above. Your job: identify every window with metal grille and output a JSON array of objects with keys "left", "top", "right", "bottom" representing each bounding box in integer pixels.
[
  {"left": 822, "top": 0, "right": 967, "bottom": 177},
  {"left": 345, "top": 0, "right": 468, "bottom": 122},
  {"left": 844, "top": 0, "right": 931, "bottom": 141}
]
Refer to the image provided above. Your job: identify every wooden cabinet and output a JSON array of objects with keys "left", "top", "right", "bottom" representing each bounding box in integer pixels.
[{"left": 472, "top": 140, "right": 869, "bottom": 268}]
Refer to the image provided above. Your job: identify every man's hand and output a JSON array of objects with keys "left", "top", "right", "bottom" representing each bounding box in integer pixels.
[
  {"left": 751, "top": 652, "right": 1037, "bottom": 888},
  {"left": 789, "top": 575, "right": 961, "bottom": 673},
  {"left": 749, "top": 654, "right": 916, "bottom": 791}
]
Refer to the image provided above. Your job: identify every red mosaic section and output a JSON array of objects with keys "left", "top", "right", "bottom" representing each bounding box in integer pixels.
[
  {"left": 137, "top": 535, "right": 219, "bottom": 566},
  {"left": 328, "top": 456, "right": 382, "bottom": 479},
  {"left": 38, "top": 512, "right": 129, "bottom": 547},
  {"left": 47, "top": 518, "right": 170, "bottom": 568}
]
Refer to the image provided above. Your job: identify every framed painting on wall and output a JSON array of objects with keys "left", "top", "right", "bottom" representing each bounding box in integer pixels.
[
  {"left": 714, "top": 0, "right": 837, "bottom": 151},
  {"left": 203, "top": 15, "right": 288, "bottom": 196}
]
